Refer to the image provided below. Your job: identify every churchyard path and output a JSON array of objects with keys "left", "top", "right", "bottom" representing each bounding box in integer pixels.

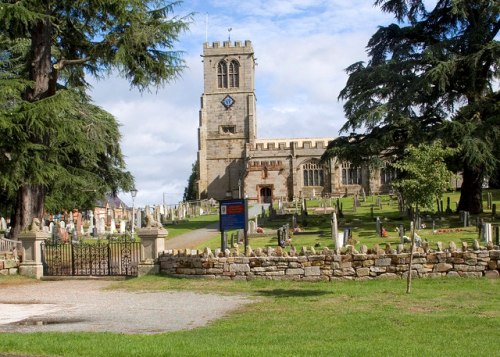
[{"left": 164, "top": 222, "right": 219, "bottom": 250}]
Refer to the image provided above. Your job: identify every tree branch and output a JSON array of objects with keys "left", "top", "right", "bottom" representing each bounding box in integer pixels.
[{"left": 53, "top": 57, "right": 91, "bottom": 70}]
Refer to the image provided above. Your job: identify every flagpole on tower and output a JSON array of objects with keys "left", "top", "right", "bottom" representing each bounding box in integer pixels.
[{"left": 205, "top": 13, "right": 208, "bottom": 43}]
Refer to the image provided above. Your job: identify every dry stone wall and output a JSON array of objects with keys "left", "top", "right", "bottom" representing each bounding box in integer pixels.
[
  {"left": 0, "top": 252, "right": 19, "bottom": 275},
  {"left": 158, "top": 244, "right": 500, "bottom": 281}
]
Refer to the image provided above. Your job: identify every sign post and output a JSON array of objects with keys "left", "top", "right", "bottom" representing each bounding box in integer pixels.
[{"left": 219, "top": 199, "right": 248, "bottom": 254}]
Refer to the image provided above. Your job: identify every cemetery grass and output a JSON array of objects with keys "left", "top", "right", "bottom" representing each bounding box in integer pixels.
[
  {"left": 198, "top": 190, "right": 498, "bottom": 251},
  {"left": 1, "top": 276, "right": 499, "bottom": 356}
]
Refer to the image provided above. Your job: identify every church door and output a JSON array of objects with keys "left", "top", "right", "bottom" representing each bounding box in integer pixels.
[{"left": 259, "top": 187, "right": 272, "bottom": 203}]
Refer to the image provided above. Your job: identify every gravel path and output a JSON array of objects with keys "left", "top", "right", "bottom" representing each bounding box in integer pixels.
[
  {"left": 164, "top": 222, "right": 219, "bottom": 250},
  {"left": 0, "top": 280, "right": 252, "bottom": 334}
]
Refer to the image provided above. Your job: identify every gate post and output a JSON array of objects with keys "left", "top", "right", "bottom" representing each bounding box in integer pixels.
[
  {"left": 137, "top": 217, "right": 168, "bottom": 276},
  {"left": 18, "top": 219, "right": 50, "bottom": 279}
]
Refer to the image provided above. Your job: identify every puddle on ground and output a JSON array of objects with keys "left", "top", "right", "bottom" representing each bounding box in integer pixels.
[{"left": 15, "top": 318, "right": 86, "bottom": 326}]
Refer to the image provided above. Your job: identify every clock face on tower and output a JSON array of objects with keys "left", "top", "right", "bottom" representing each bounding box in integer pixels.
[{"left": 221, "top": 95, "right": 235, "bottom": 109}]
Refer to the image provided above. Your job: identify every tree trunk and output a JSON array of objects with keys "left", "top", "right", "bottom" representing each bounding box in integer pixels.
[
  {"left": 457, "top": 164, "right": 483, "bottom": 214},
  {"left": 10, "top": 18, "right": 52, "bottom": 239}
]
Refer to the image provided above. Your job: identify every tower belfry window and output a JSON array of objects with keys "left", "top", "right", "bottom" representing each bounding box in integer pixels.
[
  {"left": 217, "top": 61, "right": 227, "bottom": 88},
  {"left": 217, "top": 60, "right": 240, "bottom": 88},
  {"left": 229, "top": 60, "right": 239, "bottom": 87}
]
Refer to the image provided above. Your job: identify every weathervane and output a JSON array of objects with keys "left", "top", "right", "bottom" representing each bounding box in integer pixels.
[{"left": 228, "top": 28, "right": 232, "bottom": 42}]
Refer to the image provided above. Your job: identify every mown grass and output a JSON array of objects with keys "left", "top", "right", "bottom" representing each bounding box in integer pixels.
[{"left": 0, "top": 276, "right": 499, "bottom": 356}]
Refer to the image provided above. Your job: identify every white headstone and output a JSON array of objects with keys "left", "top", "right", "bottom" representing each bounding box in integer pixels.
[
  {"left": 0, "top": 217, "right": 6, "bottom": 230},
  {"left": 336, "top": 233, "right": 344, "bottom": 250},
  {"left": 119, "top": 220, "right": 126, "bottom": 234},
  {"left": 331, "top": 213, "right": 338, "bottom": 246},
  {"left": 248, "top": 220, "right": 256, "bottom": 234},
  {"left": 110, "top": 218, "right": 116, "bottom": 234},
  {"left": 483, "top": 223, "right": 492, "bottom": 243},
  {"left": 98, "top": 217, "right": 106, "bottom": 234}
]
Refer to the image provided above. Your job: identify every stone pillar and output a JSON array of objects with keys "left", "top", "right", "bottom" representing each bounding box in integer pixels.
[
  {"left": 137, "top": 227, "right": 168, "bottom": 276},
  {"left": 18, "top": 229, "right": 50, "bottom": 279}
]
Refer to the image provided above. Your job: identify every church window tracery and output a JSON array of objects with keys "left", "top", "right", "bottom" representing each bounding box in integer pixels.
[
  {"left": 217, "top": 60, "right": 239, "bottom": 88},
  {"left": 341, "top": 162, "right": 361, "bottom": 185},
  {"left": 380, "top": 164, "right": 398, "bottom": 184},
  {"left": 303, "top": 160, "right": 324, "bottom": 186}
]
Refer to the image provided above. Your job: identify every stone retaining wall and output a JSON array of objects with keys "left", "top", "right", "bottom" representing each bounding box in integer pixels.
[
  {"left": 158, "top": 244, "right": 500, "bottom": 281},
  {"left": 0, "top": 252, "right": 19, "bottom": 275}
]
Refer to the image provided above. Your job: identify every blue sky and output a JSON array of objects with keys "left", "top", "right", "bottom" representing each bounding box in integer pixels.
[{"left": 90, "top": 0, "right": 399, "bottom": 207}]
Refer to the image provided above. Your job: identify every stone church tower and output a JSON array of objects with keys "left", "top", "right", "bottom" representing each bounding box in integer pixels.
[{"left": 197, "top": 41, "right": 256, "bottom": 200}]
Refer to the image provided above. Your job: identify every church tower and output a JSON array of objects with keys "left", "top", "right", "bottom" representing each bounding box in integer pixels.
[{"left": 197, "top": 40, "right": 256, "bottom": 200}]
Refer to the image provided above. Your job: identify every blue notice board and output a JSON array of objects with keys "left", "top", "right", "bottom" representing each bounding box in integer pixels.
[{"left": 220, "top": 199, "right": 248, "bottom": 231}]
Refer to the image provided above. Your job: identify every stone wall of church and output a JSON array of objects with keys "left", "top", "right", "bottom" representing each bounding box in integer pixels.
[{"left": 245, "top": 139, "right": 334, "bottom": 201}]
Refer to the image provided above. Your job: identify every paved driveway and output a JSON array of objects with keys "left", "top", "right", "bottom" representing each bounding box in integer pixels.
[{"left": 0, "top": 280, "right": 252, "bottom": 334}]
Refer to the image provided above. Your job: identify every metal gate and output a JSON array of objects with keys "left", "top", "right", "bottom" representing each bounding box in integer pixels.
[{"left": 41, "top": 240, "right": 140, "bottom": 277}]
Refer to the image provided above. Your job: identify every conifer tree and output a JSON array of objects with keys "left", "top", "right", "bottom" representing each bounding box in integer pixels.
[
  {"left": 0, "top": 1, "right": 191, "bottom": 238},
  {"left": 323, "top": 0, "right": 499, "bottom": 214},
  {"left": 183, "top": 159, "right": 199, "bottom": 202}
]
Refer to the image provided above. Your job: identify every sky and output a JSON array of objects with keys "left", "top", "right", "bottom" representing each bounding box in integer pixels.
[{"left": 89, "top": 0, "right": 399, "bottom": 208}]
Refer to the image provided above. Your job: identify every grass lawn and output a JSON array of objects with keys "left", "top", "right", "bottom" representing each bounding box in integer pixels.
[{"left": 0, "top": 276, "right": 499, "bottom": 356}]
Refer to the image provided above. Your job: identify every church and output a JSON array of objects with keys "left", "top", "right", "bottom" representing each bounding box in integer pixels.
[{"left": 196, "top": 40, "right": 395, "bottom": 203}]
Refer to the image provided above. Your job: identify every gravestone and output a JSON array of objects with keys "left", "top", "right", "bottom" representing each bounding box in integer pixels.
[
  {"left": 482, "top": 223, "right": 492, "bottom": 243},
  {"left": 237, "top": 229, "right": 244, "bottom": 244},
  {"left": 376, "top": 217, "right": 381, "bottom": 237},
  {"left": 331, "top": 213, "right": 338, "bottom": 245},
  {"left": 76, "top": 213, "right": 83, "bottom": 237},
  {"left": 88, "top": 211, "right": 94, "bottom": 234},
  {"left": 248, "top": 220, "right": 256, "bottom": 234},
  {"left": 399, "top": 224, "right": 404, "bottom": 243},
  {"left": 97, "top": 217, "right": 106, "bottom": 235},
  {"left": 119, "top": 220, "right": 126, "bottom": 234},
  {"left": 343, "top": 228, "right": 351, "bottom": 246},
  {"left": 487, "top": 192, "right": 492, "bottom": 210},
  {"left": 110, "top": 219, "right": 116, "bottom": 234},
  {"left": 0, "top": 217, "right": 6, "bottom": 231}
]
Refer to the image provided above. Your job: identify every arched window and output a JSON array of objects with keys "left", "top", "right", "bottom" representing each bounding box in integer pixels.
[
  {"left": 217, "top": 60, "right": 239, "bottom": 88},
  {"left": 217, "top": 61, "right": 227, "bottom": 88},
  {"left": 303, "top": 160, "right": 324, "bottom": 186},
  {"left": 341, "top": 162, "right": 361, "bottom": 184},
  {"left": 228, "top": 60, "right": 239, "bottom": 87}
]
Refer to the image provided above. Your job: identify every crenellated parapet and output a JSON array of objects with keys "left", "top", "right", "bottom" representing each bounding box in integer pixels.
[
  {"left": 247, "top": 160, "right": 284, "bottom": 171},
  {"left": 247, "top": 138, "right": 333, "bottom": 152},
  {"left": 204, "top": 40, "right": 253, "bottom": 49}
]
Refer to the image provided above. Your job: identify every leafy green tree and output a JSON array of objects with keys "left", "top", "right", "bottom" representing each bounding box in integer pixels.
[
  {"left": 183, "top": 159, "right": 199, "bottom": 202},
  {"left": 0, "top": 1, "right": 191, "bottom": 238},
  {"left": 391, "top": 141, "right": 454, "bottom": 293},
  {"left": 323, "top": 0, "right": 499, "bottom": 214}
]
